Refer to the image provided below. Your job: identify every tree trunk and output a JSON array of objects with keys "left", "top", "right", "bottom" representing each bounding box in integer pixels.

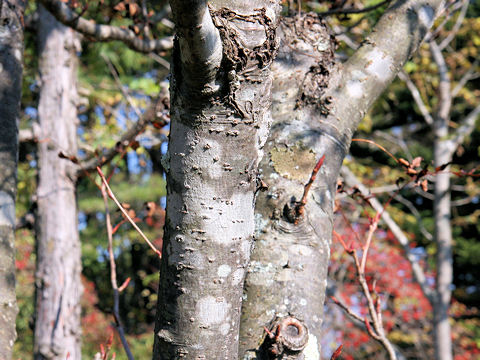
[
  {"left": 240, "top": 15, "right": 340, "bottom": 360},
  {"left": 432, "top": 134, "right": 453, "bottom": 360},
  {"left": 240, "top": 0, "right": 445, "bottom": 358},
  {"left": 429, "top": 40, "right": 453, "bottom": 360},
  {"left": 33, "top": 6, "right": 82, "bottom": 359},
  {"left": 153, "top": 1, "right": 280, "bottom": 359},
  {"left": 0, "top": 1, "right": 25, "bottom": 359}
]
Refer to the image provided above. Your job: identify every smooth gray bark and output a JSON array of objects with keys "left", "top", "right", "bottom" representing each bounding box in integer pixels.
[
  {"left": 0, "top": 1, "right": 25, "bottom": 359},
  {"left": 153, "top": 1, "right": 280, "bottom": 359},
  {"left": 240, "top": 15, "right": 339, "bottom": 360},
  {"left": 432, "top": 121, "right": 453, "bottom": 360},
  {"left": 430, "top": 40, "right": 453, "bottom": 360},
  {"left": 33, "top": 6, "right": 82, "bottom": 359},
  {"left": 240, "top": 0, "right": 445, "bottom": 358}
]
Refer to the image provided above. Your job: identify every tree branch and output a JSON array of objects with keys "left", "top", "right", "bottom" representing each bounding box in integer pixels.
[
  {"left": 100, "top": 184, "right": 134, "bottom": 360},
  {"left": 438, "top": 0, "right": 469, "bottom": 51},
  {"left": 452, "top": 57, "right": 480, "bottom": 97},
  {"left": 169, "top": 0, "right": 223, "bottom": 88},
  {"left": 430, "top": 40, "right": 452, "bottom": 131},
  {"left": 78, "top": 92, "right": 169, "bottom": 175},
  {"left": 448, "top": 103, "right": 480, "bottom": 153},
  {"left": 39, "top": 0, "right": 173, "bottom": 53},
  {"left": 326, "top": 0, "right": 445, "bottom": 142},
  {"left": 392, "top": 193, "right": 433, "bottom": 241},
  {"left": 397, "top": 71, "right": 434, "bottom": 126}
]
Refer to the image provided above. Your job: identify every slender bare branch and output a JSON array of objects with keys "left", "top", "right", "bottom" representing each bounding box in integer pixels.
[
  {"left": 79, "top": 93, "right": 169, "bottom": 175},
  {"left": 430, "top": 40, "right": 452, "bottom": 133},
  {"left": 101, "top": 53, "right": 142, "bottom": 118},
  {"left": 439, "top": 0, "right": 469, "bottom": 50},
  {"left": 330, "top": 296, "right": 364, "bottom": 323},
  {"left": 98, "top": 167, "right": 162, "bottom": 258},
  {"left": 398, "top": 71, "right": 434, "bottom": 126},
  {"left": 452, "top": 57, "right": 480, "bottom": 97},
  {"left": 169, "top": 0, "right": 222, "bottom": 87},
  {"left": 449, "top": 103, "right": 480, "bottom": 153},
  {"left": 393, "top": 193, "right": 433, "bottom": 241},
  {"left": 100, "top": 184, "right": 135, "bottom": 360},
  {"left": 341, "top": 166, "right": 436, "bottom": 304},
  {"left": 39, "top": 0, "right": 173, "bottom": 53}
]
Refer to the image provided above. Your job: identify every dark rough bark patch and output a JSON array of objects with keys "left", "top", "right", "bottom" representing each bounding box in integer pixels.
[
  {"left": 277, "top": 14, "right": 336, "bottom": 112},
  {"left": 210, "top": 7, "right": 279, "bottom": 119}
]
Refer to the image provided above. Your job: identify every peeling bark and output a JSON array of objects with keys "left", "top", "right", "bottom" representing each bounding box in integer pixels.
[
  {"left": 153, "top": 1, "right": 280, "bottom": 359},
  {"left": 0, "top": 1, "right": 25, "bottom": 359},
  {"left": 33, "top": 6, "right": 82, "bottom": 359}
]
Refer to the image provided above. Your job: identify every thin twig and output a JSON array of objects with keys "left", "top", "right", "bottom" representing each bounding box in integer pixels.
[
  {"left": 294, "top": 155, "right": 325, "bottom": 223},
  {"left": 360, "top": 220, "right": 378, "bottom": 274},
  {"left": 101, "top": 184, "right": 135, "bottom": 360},
  {"left": 97, "top": 167, "right": 162, "bottom": 258},
  {"left": 102, "top": 53, "right": 142, "bottom": 119},
  {"left": 341, "top": 166, "right": 436, "bottom": 304},
  {"left": 79, "top": 91, "right": 169, "bottom": 175},
  {"left": 397, "top": 71, "right": 434, "bottom": 126},
  {"left": 452, "top": 57, "right": 480, "bottom": 97},
  {"left": 352, "top": 138, "right": 399, "bottom": 163},
  {"left": 439, "top": 0, "right": 469, "bottom": 50},
  {"left": 355, "top": 225, "right": 398, "bottom": 359},
  {"left": 330, "top": 296, "right": 364, "bottom": 323}
]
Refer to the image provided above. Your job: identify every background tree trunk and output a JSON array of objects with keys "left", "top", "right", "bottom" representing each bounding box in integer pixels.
[
  {"left": 430, "top": 41, "right": 453, "bottom": 360},
  {"left": 153, "top": 1, "right": 279, "bottom": 358},
  {"left": 33, "top": 5, "right": 82, "bottom": 359},
  {"left": 0, "top": 1, "right": 25, "bottom": 359}
]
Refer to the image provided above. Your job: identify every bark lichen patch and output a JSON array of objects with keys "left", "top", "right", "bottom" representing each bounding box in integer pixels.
[
  {"left": 0, "top": 191, "right": 15, "bottom": 227},
  {"left": 365, "top": 47, "right": 393, "bottom": 80},
  {"left": 302, "top": 334, "right": 320, "bottom": 360},
  {"left": 346, "top": 81, "right": 363, "bottom": 99},
  {"left": 201, "top": 192, "right": 255, "bottom": 245},
  {"left": 217, "top": 264, "right": 232, "bottom": 277},
  {"left": 270, "top": 144, "right": 316, "bottom": 182},
  {"left": 220, "top": 323, "right": 230, "bottom": 336},
  {"left": 196, "top": 296, "right": 230, "bottom": 326},
  {"left": 231, "top": 268, "right": 245, "bottom": 286}
]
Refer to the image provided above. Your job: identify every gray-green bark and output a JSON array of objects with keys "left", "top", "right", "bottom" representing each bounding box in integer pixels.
[
  {"left": 240, "top": 15, "right": 339, "bottom": 360},
  {"left": 240, "top": 0, "right": 445, "bottom": 358},
  {"left": 153, "top": 1, "right": 280, "bottom": 359},
  {"left": 33, "top": 5, "right": 82, "bottom": 359},
  {"left": 0, "top": 1, "right": 25, "bottom": 359}
]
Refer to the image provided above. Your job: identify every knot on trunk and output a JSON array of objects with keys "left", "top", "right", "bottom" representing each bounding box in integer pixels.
[{"left": 262, "top": 316, "right": 309, "bottom": 359}]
